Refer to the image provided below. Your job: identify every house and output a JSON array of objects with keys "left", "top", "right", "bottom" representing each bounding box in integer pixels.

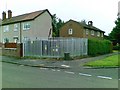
[
  {"left": 60, "top": 20, "right": 105, "bottom": 39},
  {"left": 1, "top": 9, "right": 53, "bottom": 43},
  {"left": 0, "top": 18, "right": 2, "bottom": 43}
]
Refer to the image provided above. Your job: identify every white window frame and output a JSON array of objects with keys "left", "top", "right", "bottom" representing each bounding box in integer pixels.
[
  {"left": 68, "top": 28, "right": 73, "bottom": 35},
  {"left": 86, "top": 29, "right": 89, "bottom": 35},
  {"left": 23, "top": 23, "right": 30, "bottom": 30},
  {"left": 3, "top": 25, "right": 9, "bottom": 32},
  {"left": 14, "top": 24, "right": 18, "bottom": 31},
  {"left": 97, "top": 32, "right": 100, "bottom": 37},
  {"left": 91, "top": 30, "right": 94, "bottom": 36}
]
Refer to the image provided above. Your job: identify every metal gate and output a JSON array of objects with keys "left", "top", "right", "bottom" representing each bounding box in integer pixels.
[{"left": 23, "top": 37, "right": 88, "bottom": 58}]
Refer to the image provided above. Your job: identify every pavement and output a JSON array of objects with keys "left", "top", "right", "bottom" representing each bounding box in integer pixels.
[{"left": 1, "top": 52, "right": 119, "bottom": 70}]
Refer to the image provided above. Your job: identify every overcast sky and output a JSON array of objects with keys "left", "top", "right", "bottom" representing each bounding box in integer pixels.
[{"left": 0, "top": 0, "right": 119, "bottom": 35}]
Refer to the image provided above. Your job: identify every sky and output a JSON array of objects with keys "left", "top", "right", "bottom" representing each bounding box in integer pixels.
[{"left": 0, "top": 0, "right": 119, "bottom": 35}]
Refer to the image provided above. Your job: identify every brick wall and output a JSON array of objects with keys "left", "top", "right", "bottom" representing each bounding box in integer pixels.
[
  {"left": 4, "top": 43, "right": 17, "bottom": 48},
  {"left": 1, "top": 43, "right": 23, "bottom": 57}
]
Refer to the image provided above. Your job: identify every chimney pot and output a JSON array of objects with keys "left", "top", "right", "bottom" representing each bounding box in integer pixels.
[
  {"left": 88, "top": 21, "right": 93, "bottom": 26},
  {"left": 2, "top": 11, "right": 6, "bottom": 20},
  {"left": 8, "top": 10, "right": 12, "bottom": 19}
]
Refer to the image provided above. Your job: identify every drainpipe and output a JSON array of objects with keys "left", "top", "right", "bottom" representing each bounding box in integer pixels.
[
  {"left": 20, "top": 22, "right": 22, "bottom": 43},
  {"left": 19, "top": 22, "right": 23, "bottom": 57}
]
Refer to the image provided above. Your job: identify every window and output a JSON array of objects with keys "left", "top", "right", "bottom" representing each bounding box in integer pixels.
[
  {"left": 3, "top": 25, "right": 9, "bottom": 32},
  {"left": 23, "top": 23, "right": 30, "bottom": 30},
  {"left": 14, "top": 24, "right": 18, "bottom": 31},
  {"left": 86, "top": 29, "right": 89, "bottom": 35},
  {"left": 24, "top": 37, "right": 29, "bottom": 41},
  {"left": 13, "top": 36, "right": 19, "bottom": 43},
  {"left": 68, "top": 28, "right": 73, "bottom": 35},
  {"left": 4, "top": 38, "right": 9, "bottom": 43},
  {"left": 97, "top": 32, "right": 100, "bottom": 37},
  {"left": 91, "top": 30, "right": 94, "bottom": 36},
  {"left": 101, "top": 33, "right": 104, "bottom": 37}
]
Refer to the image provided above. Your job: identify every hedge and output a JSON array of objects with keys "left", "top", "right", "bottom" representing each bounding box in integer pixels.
[
  {"left": 113, "top": 45, "right": 120, "bottom": 50},
  {"left": 88, "top": 39, "right": 113, "bottom": 56}
]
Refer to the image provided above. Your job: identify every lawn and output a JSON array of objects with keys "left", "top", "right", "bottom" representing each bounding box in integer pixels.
[{"left": 84, "top": 54, "right": 120, "bottom": 67}]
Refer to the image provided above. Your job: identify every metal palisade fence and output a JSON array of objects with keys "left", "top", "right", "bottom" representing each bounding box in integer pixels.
[{"left": 23, "top": 37, "right": 88, "bottom": 58}]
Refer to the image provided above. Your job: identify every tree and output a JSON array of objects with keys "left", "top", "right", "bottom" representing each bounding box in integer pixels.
[
  {"left": 80, "top": 19, "right": 87, "bottom": 24},
  {"left": 52, "top": 14, "right": 64, "bottom": 37},
  {"left": 109, "top": 18, "right": 120, "bottom": 44}
]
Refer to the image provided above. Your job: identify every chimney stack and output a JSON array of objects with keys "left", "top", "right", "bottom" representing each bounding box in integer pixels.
[
  {"left": 2, "top": 11, "right": 6, "bottom": 20},
  {"left": 88, "top": 21, "right": 93, "bottom": 26},
  {"left": 8, "top": 10, "right": 12, "bottom": 19}
]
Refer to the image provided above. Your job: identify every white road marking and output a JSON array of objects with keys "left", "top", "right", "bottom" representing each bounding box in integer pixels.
[
  {"left": 57, "top": 70, "right": 60, "bottom": 72},
  {"left": 65, "top": 71, "right": 75, "bottom": 74},
  {"left": 51, "top": 69, "right": 56, "bottom": 71},
  {"left": 19, "top": 65, "right": 24, "bottom": 66},
  {"left": 40, "top": 68, "right": 48, "bottom": 70},
  {"left": 79, "top": 73, "right": 92, "bottom": 77},
  {"left": 97, "top": 76, "right": 112, "bottom": 80},
  {"left": 61, "top": 65, "right": 70, "bottom": 68}
]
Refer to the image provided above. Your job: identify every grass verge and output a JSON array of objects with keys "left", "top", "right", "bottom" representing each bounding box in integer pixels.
[{"left": 84, "top": 54, "right": 120, "bottom": 67}]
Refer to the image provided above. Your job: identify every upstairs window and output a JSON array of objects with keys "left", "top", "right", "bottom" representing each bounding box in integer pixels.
[
  {"left": 91, "top": 30, "right": 94, "bottom": 36},
  {"left": 14, "top": 24, "right": 18, "bottom": 31},
  {"left": 23, "top": 23, "right": 31, "bottom": 30},
  {"left": 97, "top": 32, "right": 100, "bottom": 37},
  {"left": 68, "top": 28, "right": 73, "bottom": 35},
  {"left": 3, "top": 25, "right": 9, "bottom": 32},
  {"left": 101, "top": 33, "right": 104, "bottom": 37}
]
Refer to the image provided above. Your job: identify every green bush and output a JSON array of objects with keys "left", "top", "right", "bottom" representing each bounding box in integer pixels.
[
  {"left": 88, "top": 39, "right": 112, "bottom": 56},
  {"left": 113, "top": 45, "right": 120, "bottom": 50}
]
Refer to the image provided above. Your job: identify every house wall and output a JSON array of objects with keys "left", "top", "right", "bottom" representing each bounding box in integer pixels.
[
  {"left": 0, "top": 26, "right": 2, "bottom": 43},
  {"left": 2, "top": 11, "right": 52, "bottom": 43},
  {"left": 0, "top": 19, "right": 2, "bottom": 43},
  {"left": 60, "top": 20, "right": 84, "bottom": 38},
  {"left": 22, "top": 11, "right": 52, "bottom": 41},
  {"left": 2, "top": 23, "right": 20, "bottom": 43},
  {"left": 60, "top": 20, "right": 104, "bottom": 39},
  {"left": 84, "top": 29, "right": 104, "bottom": 39}
]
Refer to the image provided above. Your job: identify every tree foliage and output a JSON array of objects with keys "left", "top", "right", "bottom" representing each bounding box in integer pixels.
[
  {"left": 52, "top": 14, "right": 64, "bottom": 37},
  {"left": 109, "top": 18, "right": 120, "bottom": 44},
  {"left": 80, "top": 19, "right": 87, "bottom": 24}
]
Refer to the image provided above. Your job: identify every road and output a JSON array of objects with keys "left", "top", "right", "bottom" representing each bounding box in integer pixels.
[{"left": 2, "top": 62, "right": 119, "bottom": 88}]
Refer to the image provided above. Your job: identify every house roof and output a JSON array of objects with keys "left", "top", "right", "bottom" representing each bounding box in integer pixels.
[
  {"left": 67, "top": 19, "right": 105, "bottom": 33},
  {"left": 2, "top": 9, "right": 52, "bottom": 25}
]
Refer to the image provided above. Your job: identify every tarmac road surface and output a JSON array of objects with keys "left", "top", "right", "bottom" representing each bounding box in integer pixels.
[{"left": 2, "top": 62, "right": 119, "bottom": 88}]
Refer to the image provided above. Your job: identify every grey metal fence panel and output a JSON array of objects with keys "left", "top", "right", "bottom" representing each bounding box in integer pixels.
[{"left": 23, "top": 37, "right": 88, "bottom": 58}]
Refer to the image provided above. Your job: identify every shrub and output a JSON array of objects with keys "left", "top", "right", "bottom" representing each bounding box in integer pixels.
[
  {"left": 113, "top": 45, "right": 120, "bottom": 50},
  {"left": 88, "top": 39, "right": 112, "bottom": 56}
]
